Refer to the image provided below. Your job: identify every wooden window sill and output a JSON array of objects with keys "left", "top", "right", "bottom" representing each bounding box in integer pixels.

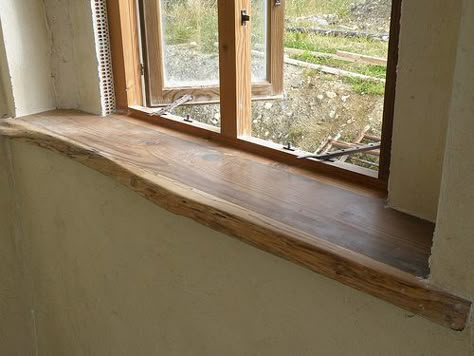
[{"left": 0, "top": 109, "right": 470, "bottom": 330}]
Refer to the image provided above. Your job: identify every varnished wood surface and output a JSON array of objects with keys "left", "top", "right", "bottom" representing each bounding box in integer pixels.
[
  {"left": 1, "top": 110, "right": 470, "bottom": 330},
  {"left": 378, "top": 0, "right": 402, "bottom": 181},
  {"left": 217, "top": 0, "right": 252, "bottom": 137},
  {"left": 107, "top": 0, "right": 387, "bottom": 189},
  {"left": 107, "top": 0, "right": 143, "bottom": 108}
]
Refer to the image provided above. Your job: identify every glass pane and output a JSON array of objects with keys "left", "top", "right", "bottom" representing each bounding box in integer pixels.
[
  {"left": 251, "top": 0, "right": 392, "bottom": 172},
  {"left": 160, "top": 0, "right": 219, "bottom": 87},
  {"left": 251, "top": 0, "right": 267, "bottom": 81}
]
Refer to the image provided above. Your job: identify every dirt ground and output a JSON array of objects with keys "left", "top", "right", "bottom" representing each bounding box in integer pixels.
[
  {"left": 172, "top": 52, "right": 384, "bottom": 154},
  {"left": 168, "top": 0, "right": 389, "bottom": 168}
]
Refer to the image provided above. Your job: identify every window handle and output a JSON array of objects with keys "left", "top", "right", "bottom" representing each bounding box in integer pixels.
[{"left": 241, "top": 10, "right": 250, "bottom": 26}]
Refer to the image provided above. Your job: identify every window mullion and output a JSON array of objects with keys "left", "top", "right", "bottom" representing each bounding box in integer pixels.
[{"left": 217, "top": 0, "right": 252, "bottom": 139}]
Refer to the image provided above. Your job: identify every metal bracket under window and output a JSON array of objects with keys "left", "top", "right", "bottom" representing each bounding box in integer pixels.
[
  {"left": 147, "top": 95, "right": 193, "bottom": 116},
  {"left": 298, "top": 143, "right": 381, "bottom": 161}
]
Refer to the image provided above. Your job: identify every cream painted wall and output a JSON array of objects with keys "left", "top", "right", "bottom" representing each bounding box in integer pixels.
[
  {"left": 0, "top": 139, "right": 35, "bottom": 356},
  {"left": 0, "top": 0, "right": 474, "bottom": 354},
  {"left": 5, "top": 140, "right": 472, "bottom": 356},
  {"left": 0, "top": 0, "right": 55, "bottom": 117},
  {"left": 0, "top": 0, "right": 102, "bottom": 117},
  {"left": 0, "top": 23, "right": 14, "bottom": 118},
  {"left": 44, "top": 0, "right": 102, "bottom": 115},
  {"left": 430, "top": 0, "right": 474, "bottom": 299},
  {"left": 388, "top": 0, "right": 463, "bottom": 221}
]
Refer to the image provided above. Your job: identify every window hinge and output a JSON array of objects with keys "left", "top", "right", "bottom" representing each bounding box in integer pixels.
[{"left": 140, "top": 64, "right": 145, "bottom": 76}]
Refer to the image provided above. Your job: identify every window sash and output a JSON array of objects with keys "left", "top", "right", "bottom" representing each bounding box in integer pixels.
[{"left": 139, "top": 0, "right": 284, "bottom": 107}]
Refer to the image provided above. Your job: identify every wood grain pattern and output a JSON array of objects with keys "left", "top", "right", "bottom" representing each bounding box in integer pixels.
[
  {"left": 108, "top": 0, "right": 143, "bottom": 108},
  {"left": 378, "top": 0, "right": 402, "bottom": 181},
  {"left": 217, "top": 0, "right": 252, "bottom": 137},
  {"left": 0, "top": 110, "right": 470, "bottom": 330},
  {"left": 109, "top": 0, "right": 394, "bottom": 190},
  {"left": 129, "top": 106, "right": 386, "bottom": 190},
  {"left": 269, "top": 0, "right": 285, "bottom": 94},
  {"left": 107, "top": 0, "right": 143, "bottom": 108},
  {"left": 140, "top": 0, "right": 165, "bottom": 105}
]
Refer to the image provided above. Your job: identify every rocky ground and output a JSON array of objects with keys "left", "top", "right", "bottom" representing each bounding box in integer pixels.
[
  {"left": 169, "top": 0, "right": 389, "bottom": 169},
  {"left": 174, "top": 63, "right": 383, "bottom": 153},
  {"left": 292, "top": 0, "right": 392, "bottom": 33}
]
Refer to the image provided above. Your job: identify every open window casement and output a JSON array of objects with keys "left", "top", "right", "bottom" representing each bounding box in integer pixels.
[{"left": 139, "top": 0, "right": 284, "bottom": 106}]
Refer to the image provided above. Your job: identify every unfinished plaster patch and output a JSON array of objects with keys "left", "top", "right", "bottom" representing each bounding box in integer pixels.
[{"left": 92, "top": 0, "right": 115, "bottom": 115}]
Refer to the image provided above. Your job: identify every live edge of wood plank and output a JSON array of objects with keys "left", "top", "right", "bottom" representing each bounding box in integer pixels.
[{"left": 0, "top": 110, "right": 471, "bottom": 331}]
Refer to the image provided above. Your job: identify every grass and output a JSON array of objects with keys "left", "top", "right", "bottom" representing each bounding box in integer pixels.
[
  {"left": 285, "top": 32, "right": 389, "bottom": 57},
  {"left": 342, "top": 77, "right": 386, "bottom": 96},
  {"left": 286, "top": 0, "right": 353, "bottom": 20},
  {"left": 162, "top": 0, "right": 218, "bottom": 53},
  {"left": 291, "top": 50, "right": 387, "bottom": 96},
  {"left": 291, "top": 52, "right": 386, "bottom": 78},
  {"left": 161, "top": 0, "right": 388, "bottom": 96},
  {"left": 162, "top": 0, "right": 267, "bottom": 53}
]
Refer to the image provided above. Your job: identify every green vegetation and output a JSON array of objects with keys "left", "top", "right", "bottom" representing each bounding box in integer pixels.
[
  {"left": 161, "top": 0, "right": 388, "bottom": 96},
  {"left": 162, "top": 0, "right": 218, "bottom": 53},
  {"left": 162, "top": 0, "right": 266, "bottom": 53},
  {"left": 291, "top": 52, "right": 386, "bottom": 78},
  {"left": 342, "top": 77, "right": 386, "bottom": 95},
  {"left": 285, "top": 32, "right": 389, "bottom": 57},
  {"left": 286, "top": 0, "right": 353, "bottom": 20}
]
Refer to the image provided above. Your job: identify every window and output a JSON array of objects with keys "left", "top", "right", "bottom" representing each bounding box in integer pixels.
[
  {"left": 140, "top": 0, "right": 283, "bottom": 107},
  {"left": 108, "top": 0, "right": 401, "bottom": 188}
]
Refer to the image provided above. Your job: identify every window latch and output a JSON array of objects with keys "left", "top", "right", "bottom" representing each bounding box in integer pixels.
[
  {"left": 274, "top": 0, "right": 281, "bottom": 6},
  {"left": 241, "top": 10, "right": 250, "bottom": 26}
]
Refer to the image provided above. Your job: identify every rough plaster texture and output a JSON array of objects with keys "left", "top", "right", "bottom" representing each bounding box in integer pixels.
[
  {"left": 0, "top": 0, "right": 102, "bottom": 117},
  {"left": 0, "top": 23, "right": 14, "bottom": 118},
  {"left": 3, "top": 140, "right": 471, "bottom": 356},
  {"left": 44, "top": 0, "right": 102, "bottom": 115},
  {"left": 0, "top": 139, "right": 35, "bottom": 356},
  {"left": 388, "top": 0, "right": 462, "bottom": 222},
  {"left": 0, "top": 0, "right": 55, "bottom": 117},
  {"left": 430, "top": 0, "right": 474, "bottom": 299}
]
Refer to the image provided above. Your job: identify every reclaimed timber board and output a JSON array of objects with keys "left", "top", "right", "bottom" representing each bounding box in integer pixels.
[{"left": 0, "top": 110, "right": 470, "bottom": 330}]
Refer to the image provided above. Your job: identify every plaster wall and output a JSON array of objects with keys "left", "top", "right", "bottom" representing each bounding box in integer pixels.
[
  {"left": 0, "top": 139, "right": 35, "bottom": 356},
  {"left": 388, "top": 0, "right": 463, "bottom": 221},
  {"left": 44, "top": 0, "right": 102, "bottom": 115},
  {"left": 0, "top": 0, "right": 102, "bottom": 117},
  {"left": 6, "top": 139, "right": 472, "bottom": 356},
  {"left": 0, "top": 23, "right": 14, "bottom": 118},
  {"left": 0, "top": 0, "right": 55, "bottom": 117},
  {"left": 430, "top": 0, "right": 474, "bottom": 298}
]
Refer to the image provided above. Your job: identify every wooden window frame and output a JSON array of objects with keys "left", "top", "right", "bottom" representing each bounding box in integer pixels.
[
  {"left": 139, "top": 0, "right": 284, "bottom": 106},
  {"left": 107, "top": 0, "right": 401, "bottom": 190}
]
